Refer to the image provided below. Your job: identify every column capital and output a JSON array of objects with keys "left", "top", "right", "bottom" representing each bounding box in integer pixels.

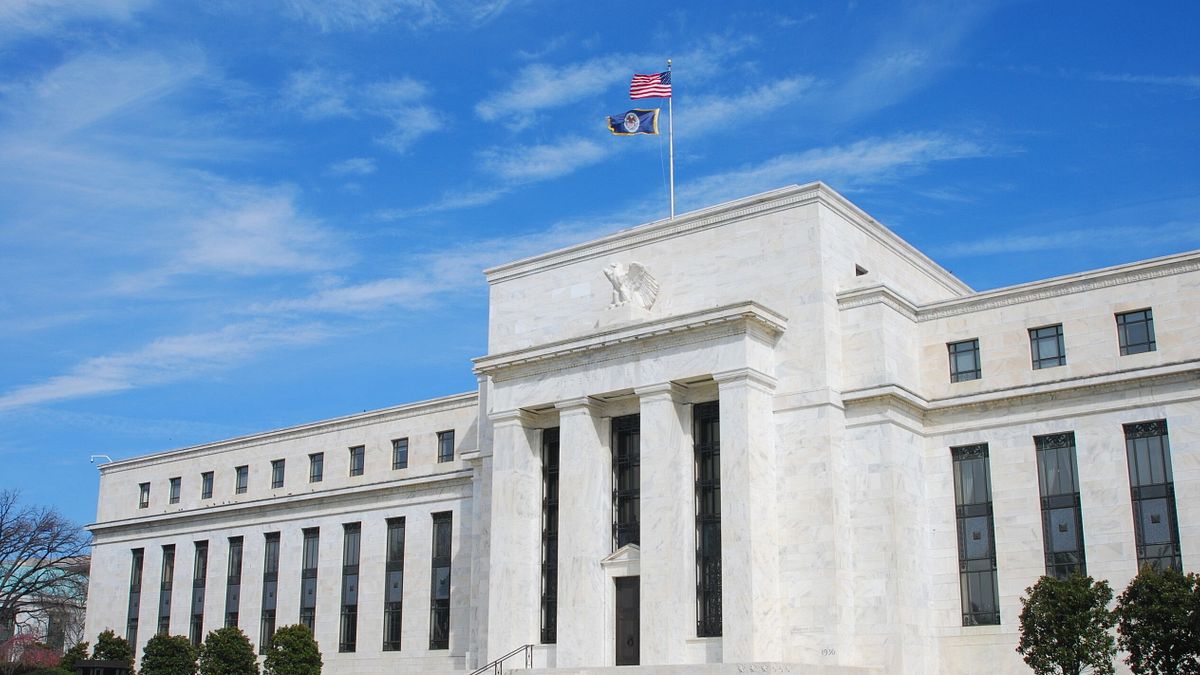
[
  {"left": 633, "top": 381, "right": 688, "bottom": 402},
  {"left": 713, "top": 367, "right": 777, "bottom": 392},
  {"left": 554, "top": 396, "right": 608, "bottom": 416}
]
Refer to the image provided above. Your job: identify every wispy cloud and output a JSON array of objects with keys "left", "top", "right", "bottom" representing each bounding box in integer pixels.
[
  {"left": 937, "top": 220, "right": 1200, "bottom": 258},
  {"left": 279, "top": 0, "right": 525, "bottom": 32},
  {"left": 282, "top": 69, "right": 441, "bottom": 151},
  {"left": 678, "top": 77, "right": 814, "bottom": 138},
  {"left": 0, "top": 0, "right": 150, "bottom": 44},
  {"left": 328, "top": 157, "right": 378, "bottom": 175},
  {"left": 1090, "top": 72, "right": 1200, "bottom": 90},
  {"left": 479, "top": 136, "right": 611, "bottom": 182}
]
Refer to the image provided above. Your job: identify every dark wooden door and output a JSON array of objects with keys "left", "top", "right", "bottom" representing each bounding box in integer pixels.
[{"left": 614, "top": 576, "right": 640, "bottom": 665}]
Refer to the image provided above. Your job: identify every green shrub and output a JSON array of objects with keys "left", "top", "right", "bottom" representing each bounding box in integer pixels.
[
  {"left": 1115, "top": 565, "right": 1200, "bottom": 675},
  {"left": 262, "top": 624, "right": 322, "bottom": 675},
  {"left": 90, "top": 630, "right": 133, "bottom": 669},
  {"left": 140, "top": 633, "right": 197, "bottom": 675},
  {"left": 1017, "top": 574, "right": 1116, "bottom": 675},
  {"left": 198, "top": 626, "right": 258, "bottom": 675}
]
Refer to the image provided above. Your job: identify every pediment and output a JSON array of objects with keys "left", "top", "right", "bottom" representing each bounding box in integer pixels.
[{"left": 601, "top": 543, "right": 640, "bottom": 565}]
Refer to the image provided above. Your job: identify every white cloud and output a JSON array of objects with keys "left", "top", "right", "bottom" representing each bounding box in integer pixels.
[
  {"left": 279, "top": 0, "right": 526, "bottom": 32},
  {"left": 475, "top": 55, "right": 631, "bottom": 125},
  {"left": 678, "top": 77, "right": 814, "bottom": 137},
  {"left": 1091, "top": 72, "right": 1200, "bottom": 90},
  {"left": 328, "top": 157, "right": 378, "bottom": 176},
  {"left": 0, "top": 0, "right": 150, "bottom": 43},
  {"left": 478, "top": 136, "right": 610, "bottom": 182},
  {"left": 282, "top": 69, "right": 355, "bottom": 120},
  {"left": 937, "top": 221, "right": 1200, "bottom": 258}
]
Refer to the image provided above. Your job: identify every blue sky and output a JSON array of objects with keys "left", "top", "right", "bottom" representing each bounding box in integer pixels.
[{"left": 0, "top": 0, "right": 1197, "bottom": 526}]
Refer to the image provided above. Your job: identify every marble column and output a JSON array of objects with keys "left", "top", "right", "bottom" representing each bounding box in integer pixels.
[
  {"left": 635, "top": 382, "right": 694, "bottom": 665},
  {"left": 716, "top": 368, "right": 781, "bottom": 663},
  {"left": 484, "top": 409, "right": 542, "bottom": 660},
  {"left": 554, "top": 397, "right": 611, "bottom": 667}
]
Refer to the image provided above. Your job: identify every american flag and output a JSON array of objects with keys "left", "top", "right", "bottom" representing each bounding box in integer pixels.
[{"left": 630, "top": 71, "right": 671, "bottom": 99}]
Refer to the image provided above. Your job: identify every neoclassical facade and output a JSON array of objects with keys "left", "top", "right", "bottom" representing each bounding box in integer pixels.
[{"left": 85, "top": 184, "right": 1198, "bottom": 674}]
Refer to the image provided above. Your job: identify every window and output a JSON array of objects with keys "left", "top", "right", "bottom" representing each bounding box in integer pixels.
[
  {"left": 1117, "top": 309, "right": 1156, "bottom": 355},
  {"left": 139, "top": 483, "right": 150, "bottom": 509},
  {"left": 948, "top": 339, "right": 981, "bottom": 382},
  {"left": 392, "top": 438, "right": 409, "bottom": 470},
  {"left": 127, "top": 549, "right": 144, "bottom": 649},
  {"left": 1124, "top": 420, "right": 1182, "bottom": 571},
  {"left": 225, "top": 537, "right": 243, "bottom": 628},
  {"left": 694, "top": 401, "right": 722, "bottom": 637},
  {"left": 201, "top": 472, "right": 213, "bottom": 500},
  {"left": 540, "top": 428, "right": 559, "bottom": 644},
  {"left": 260, "top": 533, "right": 280, "bottom": 654},
  {"left": 349, "top": 446, "right": 365, "bottom": 477},
  {"left": 190, "top": 541, "right": 208, "bottom": 646},
  {"left": 952, "top": 444, "right": 999, "bottom": 626},
  {"left": 612, "top": 415, "right": 641, "bottom": 549},
  {"left": 1029, "top": 324, "right": 1066, "bottom": 369},
  {"left": 271, "top": 459, "right": 285, "bottom": 489},
  {"left": 169, "top": 477, "right": 181, "bottom": 504},
  {"left": 300, "top": 528, "right": 319, "bottom": 631},
  {"left": 1035, "top": 433, "right": 1086, "bottom": 578},
  {"left": 158, "top": 545, "right": 175, "bottom": 635},
  {"left": 309, "top": 453, "right": 323, "bottom": 483},
  {"left": 437, "top": 431, "right": 455, "bottom": 463},
  {"left": 383, "top": 517, "right": 405, "bottom": 651},
  {"left": 339, "top": 523, "right": 361, "bottom": 653},
  {"left": 235, "top": 465, "right": 248, "bottom": 494},
  {"left": 429, "top": 512, "right": 452, "bottom": 650}
]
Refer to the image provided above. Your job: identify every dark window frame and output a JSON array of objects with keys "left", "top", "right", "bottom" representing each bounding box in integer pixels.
[
  {"left": 540, "top": 428, "right": 559, "bottom": 644},
  {"left": 234, "top": 465, "right": 248, "bottom": 494},
  {"left": 694, "top": 401, "right": 722, "bottom": 637},
  {"left": 951, "top": 443, "right": 1000, "bottom": 626},
  {"left": 299, "top": 528, "right": 319, "bottom": 632},
  {"left": 339, "top": 523, "right": 361, "bottom": 653},
  {"left": 225, "top": 536, "right": 243, "bottom": 629},
  {"left": 429, "top": 512, "right": 452, "bottom": 650},
  {"left": 158, "top": 545, "right": 175, "bottom": 636},
  {"left": 169, "top": 477, "right": 181, "bottom": 504},
  {"left": 189, "top": 541, "right": 208, "bottom": 646},
  {"left": 270, "top": 459, "right": 285, "bottom": 489},
  {"left": 138, "top": 483, "right": 150, "bottom": 509},
  {"left": 127, "top": 549, "right": 144, "bottom": 650},
  {"left": 437, "top": 430, "right": 455, "bottom": 463},
  {"left": 259, "top": 532, "right": 280, "bottom": 654},
  {"left": 1029, "top": 324, "right": 1066, "bottom": 369},
  {"left": 309, "top": 453, "right": 323, "bottom": 483},
  {"left": 383, "top": 517, "right": 405, "bottom": 651},
  {"left": 612, "top": 414, "right": 641, "bottom": 549},
  {"left": 201, "top": 471, "right": 213, "bottom": 500},
  {"left": 392, "top": 438, "right": 409, "bottom": 470},
  {"left": 1034, "top": 432, "right": 1086, "bottom": 578},
  {"left": 948, "top": 338, "right": 982, "bottom": 382},
  {"left": 1117, "top": 308, "right": 1156, "bottom": 355},
  {"left": 1124, "top": 420, "right": 1182, "bottom": 571},
  {"left": 349, "top": 446, "right": 365, "bottom": 477}
]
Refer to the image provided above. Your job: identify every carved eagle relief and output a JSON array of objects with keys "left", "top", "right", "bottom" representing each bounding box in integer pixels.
[{"left": 603, "top": 262, "right": 659, "bottom": 310}]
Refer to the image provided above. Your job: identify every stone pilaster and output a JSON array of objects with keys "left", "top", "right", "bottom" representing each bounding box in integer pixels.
[
  {"left": 553, "top": 397, "right": 611, "bottom": 667},
  {"left": 484, "top": 409, "right": 542, "bottom": 660},
  {"left": 715, "top": 368, "right": 781, "bottom": 662},
  {"left": 635, "top": 382, "right": 694, "bottom": 665}
]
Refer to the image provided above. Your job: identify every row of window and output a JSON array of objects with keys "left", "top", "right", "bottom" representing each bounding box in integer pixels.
[
  {"left": 137, "top": 431, "right": 456, "bottom": 508},
  {"left": 947, "top": 308, "right": 1157, "bottom": 383},
  {"left": 953, "top": 418, "right": 1182, "bottom": 627},
  {"left": 125, "top": 512, "right": 453, "bottom": 654}
]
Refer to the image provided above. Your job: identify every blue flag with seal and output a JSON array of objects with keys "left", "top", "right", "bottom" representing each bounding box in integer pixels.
[{"left": 608, "top": 108, "right": 659, "bottom": 135}]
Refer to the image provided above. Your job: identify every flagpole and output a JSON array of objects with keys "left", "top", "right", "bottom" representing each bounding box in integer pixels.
[{"left": 667, "top": 58, "right": 675, "bottom": 219}]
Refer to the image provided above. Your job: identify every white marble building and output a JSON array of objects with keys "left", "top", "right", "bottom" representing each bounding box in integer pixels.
[{"left": 85, "top": 183, "right": 1199, "bottom": 674}]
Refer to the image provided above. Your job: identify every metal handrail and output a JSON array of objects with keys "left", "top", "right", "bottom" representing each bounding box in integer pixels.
[{"left": 469, "top": 643, "right": 534, "bottom": 675}]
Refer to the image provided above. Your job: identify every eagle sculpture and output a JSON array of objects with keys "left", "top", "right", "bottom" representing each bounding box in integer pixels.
[{"left": 603, "top": 262, "right": 659, "bottom": 310}]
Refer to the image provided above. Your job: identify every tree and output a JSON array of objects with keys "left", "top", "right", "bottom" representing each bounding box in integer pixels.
[
  {"left": 198, "top": 627, "right": 258, "bottom": 675},
  {"left": 58, "top": 641, "right": 87, "bottom": 671},
  {"left": 262, "top": 624, "right": 321, "bottom": 675},
  {"left": 140, "top": 634, "right": 197, "bottom": 675},
  {"left": 0, "top": 492, "right": 89, "bottom": 644},
  {"left": 1016, "top": 574, "right": 1116, "bottom": 675},
  {"left": 90, "top": 629, "right": 133, "bottom": 669},
  {"left": 0, "top": 634, "right": 61, "bottom": 675},
  {"left": 1115, "top": 565, "right": 1200, "bottom": 675}
]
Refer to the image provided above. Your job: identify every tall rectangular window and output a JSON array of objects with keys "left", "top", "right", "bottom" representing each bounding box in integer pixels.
[
  {"left": 437, "top": 431, "right": 455, "bottom": 463},
  {"left": 948, "top": 339, "right": 982, "bottom": 382},
  {"left": 201, "top": 471, "right": 213, "bottom": 499},
  {"left": 1124, "top": 420, "right": 1182, "bottom": 571},
  {"left": 694, "top": 401, "right": 722, "bottom": 637},
  {"left": 271, "top": 459, "right": 285, "bottom": 489},
  {"left": 339, "top": 523, "right": 360, "bottom": 653},
  {"left": 392, "top": 438, "right": 409, "bottom": 470},
  {"left": 225, "top": 537, "right": 243, "bottom": 628},
  {"left": 349, "top": 446, "right": 365, "bottom": 477},
  {"left": 158, "top": 545, "right": 175, "bottom": 635},
  {"left": 612, "top": 415, "right": 640, "bottom": 548},
  {"left": 1117, "top": 309, "right": 1156, "bottom": 355},
  {"left": 429, "top": 512, "right": 452, "bottom": 650},
  {"left": 383, "top": 518, "right": 405, "bottom": 651},
  {"left": 300, "top": 528, "right": 319, "bottom": 631},
  {"left": 127, "top": 549, "right": 144, "bottom": 649},
  {"left": 540, "top": 428, "right": 559, "bottom": 644},
  {"left": 1029, "top": 324, "right": 1066, "bottom": 369},
  {"left": 189, "top": 541, "right": 208, "bottom": 646},
  {"left": 309, "top": 453, "right": 323, "bottom": 483},
  {"left": 952, "top": 444, "right": 999, "bottom": 626},
  {"left": 169, "top": 477, "right": 181, "bottom": 504},
  {"left": 1035, "top": 433, "right": 1086, "bottom": 578},
  {"left": 234, "top": 465, "right": 248, "bottom": 494},
  {"left": 139, "top": 483, "right": 150, "bottom": 509},
  {"left": 260, "top": 533, "right": 280, "bottom": 654}
]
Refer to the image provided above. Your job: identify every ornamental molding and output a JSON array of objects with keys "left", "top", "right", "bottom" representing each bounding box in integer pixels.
[
  {"left": 98, "top": 392, "right": 478, "bottom": 473},
  {"left": 836, "top": 285, "right": 919, "bottom": 320}
]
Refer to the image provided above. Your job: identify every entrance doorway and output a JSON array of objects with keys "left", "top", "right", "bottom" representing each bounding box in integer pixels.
[{"left": 614, "top": 576, "right": 640, "bottom": 665}]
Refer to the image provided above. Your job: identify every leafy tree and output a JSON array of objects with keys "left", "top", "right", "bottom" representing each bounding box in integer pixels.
[
  {"left": 140, "top": 634, "right": 197, "bottom": 675},
  {"left": 90, "top": 629, "right": 133, "bottom": 668},
  {"left": 1115, "top": 565, "right": 1200, "bottom": 675},
  {"left": 59, "top": 641, "right": 88, "bottom": 671},
  {"left": 262, "top": 624, "right": 322, "bottom": 675},
  {"left": 1017, "top": 574, "right": 1116, "bottom": 675},
  {"left": 0, "top": 635, "right": 61, "bottom": 675},
  {"left": 198, "top": 626, "right": 258, "bottom": 675}
]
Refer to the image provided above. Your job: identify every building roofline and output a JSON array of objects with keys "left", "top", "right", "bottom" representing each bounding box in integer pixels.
[{"left": 98, "top": 390, "right": 478, "bottom": 473}]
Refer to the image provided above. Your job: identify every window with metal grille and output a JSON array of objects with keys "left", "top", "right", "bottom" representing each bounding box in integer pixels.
[
  {"left": 299, "top": 528, "right": 319, "bottom": 631},
  {"left": 271, "top": 459, "right": 285, "bottom": 489},
  {"left": 952, "top": 444, "right": 999, "bottom": 626},
  {"left": 259, "top": 533, "right": 279, "bottom": 654},
  {"left": 201, "top": 471, "right": 213, "bottom": 499},
  {"left": 540, "top": 428, "right": 559, "bottom": 644},
  {"left": 1124, "top": 420, "right": 1182, "bottom": 571},
  {"left": 139, "top": 483, "right": 150, "bottom": 509},
  {"left": 189, "top": 541, "right": 207, "bottom": 646},
  {"left": 309, "top": 453, "right": 323, "bottom": 483},
  {"left": 349, "top": 446, "right": 364, "bottom": 476},
  {"left": 694, "top": 401, "right": 722, "bottom": 637},
  {"left": 225, "top": 536, "right": 243, "bottom": 628},
  {"left": 169, "top": 477, "right": 181, "bottom": 504},
  {"left": 392, "top": 438, "right": 409, "bottom": 470},
  {"left": 1035, "top": 433, "right": 1086, "bottom": 578},
  {"left": 158, "top": 545, "right": 175, "bottom": 635},
  {"left": 339, "top": 523, "right": 360, "bottom": 652},
  {"left": 429, "top": 512, "right": 452, "bottom": 650},
  {"left": 1029, "top": 324, "right": 1066, "bottom": 369},
  {"left": 127, "top": 549, "right": 143, "bottom": 650},
  {"left": 383, "top": 517, "right": 405, "bottom": 651},
  {"left": 235, "top": 465, "right": 248, "bottom": 494},
  {"left": 948, "top": 339, "right": 981, "bottom": 382},
  {"left": 437, "top": 430, "right": 455, "bottom": 463},
  {"left": 612, "top": 415, "right": 640, "bottom": 549},
  {"left": 1117, "top": 309, "right": 1156, "bottom": 355}
]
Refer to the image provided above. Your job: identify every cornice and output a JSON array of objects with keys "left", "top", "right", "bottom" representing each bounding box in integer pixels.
[
  {"left": 99, "top": 391, "right": 478, "bottom": 473},
  {"left": 836, "top": 285, "right": 920, "bottom": 320},
  {"left": 473, "top": 301, "right": 788, "bottom": 379}
]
